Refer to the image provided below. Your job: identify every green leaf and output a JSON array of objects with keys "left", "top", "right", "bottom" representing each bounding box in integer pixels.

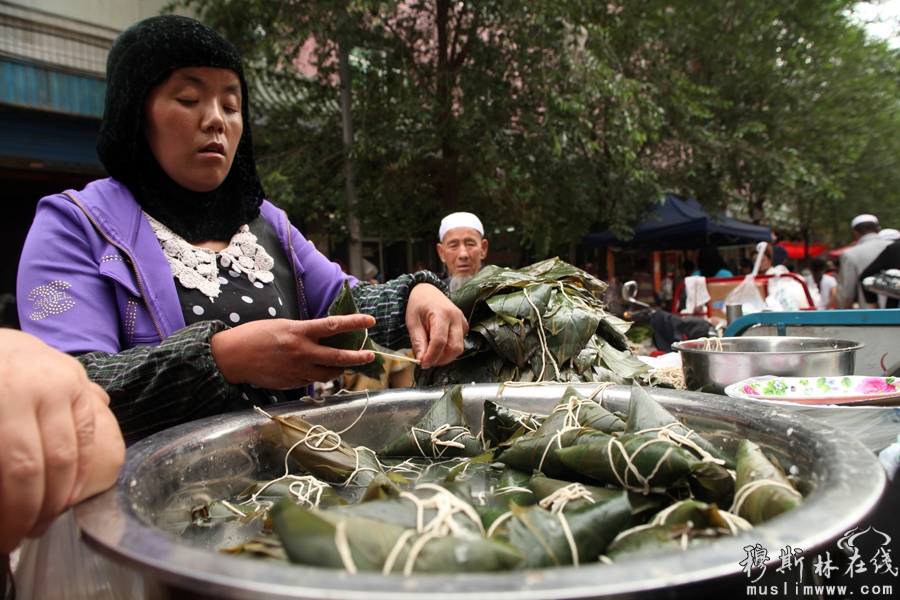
[
  {"left": 544, "top": 297, "right": 601, "bottom": 365},
  {"left": 379, "top": 386, "right": 483, "bottom": 458},
  {"left": 486, "top": 284, "right": 553, "bottom": 322},
  {"left": 473, "top": 316, "right": 542, "bottom": 369},
  {"left": 626, "top": 382, "right": 735, "bottom": 469},
  {"left": 320, "top": 280, "right": 385, "bottom": 380}
]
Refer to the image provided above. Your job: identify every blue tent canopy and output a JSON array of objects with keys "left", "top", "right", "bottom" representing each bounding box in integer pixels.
[{"left": 582, "top": 194, "right": 772, "bottom": 250}]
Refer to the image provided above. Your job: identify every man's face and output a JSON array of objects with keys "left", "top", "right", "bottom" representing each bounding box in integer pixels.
[{"left": 437, "top": 227, "right": 488, "bottom": 277}]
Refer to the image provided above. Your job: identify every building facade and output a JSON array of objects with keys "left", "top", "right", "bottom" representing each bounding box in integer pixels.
[{"left": 0, "top": 0, "right": 182, "bottom": 295}]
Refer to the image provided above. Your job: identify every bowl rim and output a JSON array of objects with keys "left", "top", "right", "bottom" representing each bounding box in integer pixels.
[{"left": 672, "top": 335, "right": 865, "bottom": 355}]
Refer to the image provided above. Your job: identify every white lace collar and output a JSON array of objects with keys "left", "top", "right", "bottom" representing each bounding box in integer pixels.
[{"left": 146, "top": 213, "right": 275, "bottom": 299}]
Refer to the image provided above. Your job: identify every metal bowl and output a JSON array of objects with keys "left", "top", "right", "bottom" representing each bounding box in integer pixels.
[
  {"left": 75, "top": 384, "right": 884, "bottom": 600},
  {"left": 673, "top": 336, "right": 864, "bottom": 393}
]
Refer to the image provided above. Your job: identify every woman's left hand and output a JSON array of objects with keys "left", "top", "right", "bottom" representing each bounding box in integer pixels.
[{"left": 405, "top": 284, "right": 468, "bottom": 369}]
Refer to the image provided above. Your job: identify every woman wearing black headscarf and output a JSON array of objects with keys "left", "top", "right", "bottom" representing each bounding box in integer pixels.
[{"left": 17, "top": 15, "right": 467, "bottom": 441}]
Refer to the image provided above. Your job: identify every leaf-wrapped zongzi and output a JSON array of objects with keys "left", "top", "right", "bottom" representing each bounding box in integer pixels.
[{"left": 379, "top": 386, "right": 483, "bottom": 458}]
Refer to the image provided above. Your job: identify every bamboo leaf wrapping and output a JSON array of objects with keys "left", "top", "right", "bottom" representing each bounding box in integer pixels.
[
  {"left": 418, "top": 258, "right": 649, "bottom": 386},
  {"left": 330, "top": 489, "right": 483, "bottom": 534},
  {"left": 654, "top": 499, "right": 733, "bottom": 530},
  {"left": 379, "top": 386, "right": 483, "bottom": 458},
  {"left": 486, "top": 284, "right": 552, "bottom": 321},
  {"left": 481, "top": 400, "right": 544, "bottom": 447},
  {"left": 555, "top": 434, "right": 700, "bottom": 493},
  {"left": 271, "top": 499, "right": 524, "bottom": 573},
  {"left": 236, "top": 478, "right": 347, "bottom": 509},
  {"left": 502, "top": 495, "right": 635, "bottom": 567},
  {"left": 475, "top": 505, "right": 513, "bottom": 531},
  {"left": 359, "top": 473, "right": 406, "bottom": 502},
  {"left": 626, "top": 382, "right": 735, "bottom": 469},
  {"left": 544, "top": 294, "right": 601, "bottom": 365},
  {"left": 472, "top": 316, "right": 541, "bottom": 369},
  {"left": 494, "top": 465, "right": 535, "bottom": 508},
  {"left": 529, "top": 474, "right": 662, "bottom": 516},
  {"left": 270, "top": 413, "right": 384, "bottom": 487},
  {"left": 534, "top": 386, "right": 625, "bottom": 435},
  {"left": 451, "top": 265, "right": 538, "bottom": 320},
  {"left": 604, "top": 501, "right": 737, "bottom": 561},
  {"left": 595, "top": 340, "right": 651, "bottom": 381},
  {"left": 498, "top": 428, "right": 614, "bottom": 480},
  {"left": 687, "top": 460, "right": 735, "bottom": 505},
  {"left": 604, "top": 525, "right": 697, "bottom": 561},
  {"left": 732, "top": 439, "right": 803, "bottom": 525},
  {"left": 320, "top": 280, "right": 386, "bottom": 379},
  {"left": 596, "top": 315, "right": 632, "bottom": 352}
]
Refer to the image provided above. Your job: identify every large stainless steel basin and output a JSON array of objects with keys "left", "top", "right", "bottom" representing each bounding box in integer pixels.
[
  {"left": 673, "top": 336, "right": 863, "bottom": 393},
  {"left": 75, "top": 384, "right": 884, "bottom": 599}
]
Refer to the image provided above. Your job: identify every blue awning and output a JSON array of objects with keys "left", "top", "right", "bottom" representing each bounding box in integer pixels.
[
  {"left": 0, "top": 59, "right": 105, "bottom": 118},
  {"left": 583, "top": 194, "right": 771, "bottom": 249},
  {"left": 0, "top": 110, "right": 103, "bottom": 172}
]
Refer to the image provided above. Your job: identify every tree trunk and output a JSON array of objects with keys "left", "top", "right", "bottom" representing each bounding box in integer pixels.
[
  {"left": 339, "top": 40, "right": 363, "bottom": 279},
  {"left": 436, "top": 0, "right": 458, "bottom": 213}
]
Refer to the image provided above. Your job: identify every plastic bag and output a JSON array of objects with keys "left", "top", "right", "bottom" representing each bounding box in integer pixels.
[
  {"left": 766, "top": 274, "right": 810, "bottom": 311},
  {"left": 879, "top": 434, "right": 900, "bottom": 480},
  {"left": 14, "top": 509, "right": 145, "bottom": 600},
  {"left": 725, "top": 241, "right": 767, "bottom": 315}
]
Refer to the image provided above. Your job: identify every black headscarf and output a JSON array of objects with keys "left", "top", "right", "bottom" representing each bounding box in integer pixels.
[{"left": 97, "top": 15, "right": 264, "bottom": 241}]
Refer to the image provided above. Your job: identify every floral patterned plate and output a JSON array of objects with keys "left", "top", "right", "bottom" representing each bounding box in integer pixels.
[{"left": 724, "top": 376, "right": 900, "bottom": 407}]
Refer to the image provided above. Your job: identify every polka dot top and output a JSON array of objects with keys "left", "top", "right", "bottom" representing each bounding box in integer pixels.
[
  {"left": 177, "top": 215, "right": 300, "bottom": 327},
  {"left": 174, "top": 215, "right": 304, "bottom": 407}
]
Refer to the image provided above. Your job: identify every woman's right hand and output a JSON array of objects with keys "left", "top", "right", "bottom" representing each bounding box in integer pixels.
[{"left": 209, "top": 315, "right": 376, "bottom": 390}]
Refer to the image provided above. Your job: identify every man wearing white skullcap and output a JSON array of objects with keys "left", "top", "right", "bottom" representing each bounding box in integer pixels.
[
  {"left": 837, "top": 214, "right": 891, "bottom": 308},
  {"left": 437, "top": 212, "right": 489, "bottom": 292}
]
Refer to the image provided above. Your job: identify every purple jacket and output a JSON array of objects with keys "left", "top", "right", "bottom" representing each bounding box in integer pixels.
[{"left": 17, "top": 178, "right": 354, "bottom": 354}]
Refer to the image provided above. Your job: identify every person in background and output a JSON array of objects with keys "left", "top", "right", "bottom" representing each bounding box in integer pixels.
[
  {"left": 436, "top": 212, "right": 489, "bottom": 292},
  {"left": 362, "top": 258, "right": 380, "bottom": 284},
  {"left": 772, "top": 245, "right": 790, "bottom": 272},
  {"left": 1, "top": 330, "right": 125, "bottom": 590},
  {"left": 754, "top": 242, "right": 789, "bottom": 275},
  {"left": 674, "top": 260, "right": 695, "bottom": 312},
  {"left": 754, "top": 242, "right": 811, "bottom": 310},
  {"left": 806, "top": 257, "right": 838, "bottom": 310},
  {"left": 738, "top": 257, "right": 754, "bottom": 276},
  {"left": 837, "top": 214, "right": 892, "bottom": 309},
  {"left": 657, "top": 268, "right": 675, "bottom": 308},
  {"left": 16, "top": 16, "right": 467, "bottom": 442},
  {"left": 870, "top": 227, "right": 900, "bottom": 306},
  {"left": 693, "top": 246, "right": 733, "bottom": 278},
  {"left": 859, "top": 238, "right": 900, "bottom": 309}
]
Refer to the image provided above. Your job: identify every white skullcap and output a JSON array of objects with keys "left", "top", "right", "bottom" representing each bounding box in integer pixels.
[
  {"left": 439, "top": 212, "right": 484, "bottom": 241},
  {"left": 851, "top": 214, "right": 879, "bottom": 229},
  {"left": 879, "top": 228, "right": 900, "bottom": 241}
]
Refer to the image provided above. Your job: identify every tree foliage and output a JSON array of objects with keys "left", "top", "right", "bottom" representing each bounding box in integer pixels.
[{"left": 171, "top": 0, "right": 900, "bottom": 257}]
